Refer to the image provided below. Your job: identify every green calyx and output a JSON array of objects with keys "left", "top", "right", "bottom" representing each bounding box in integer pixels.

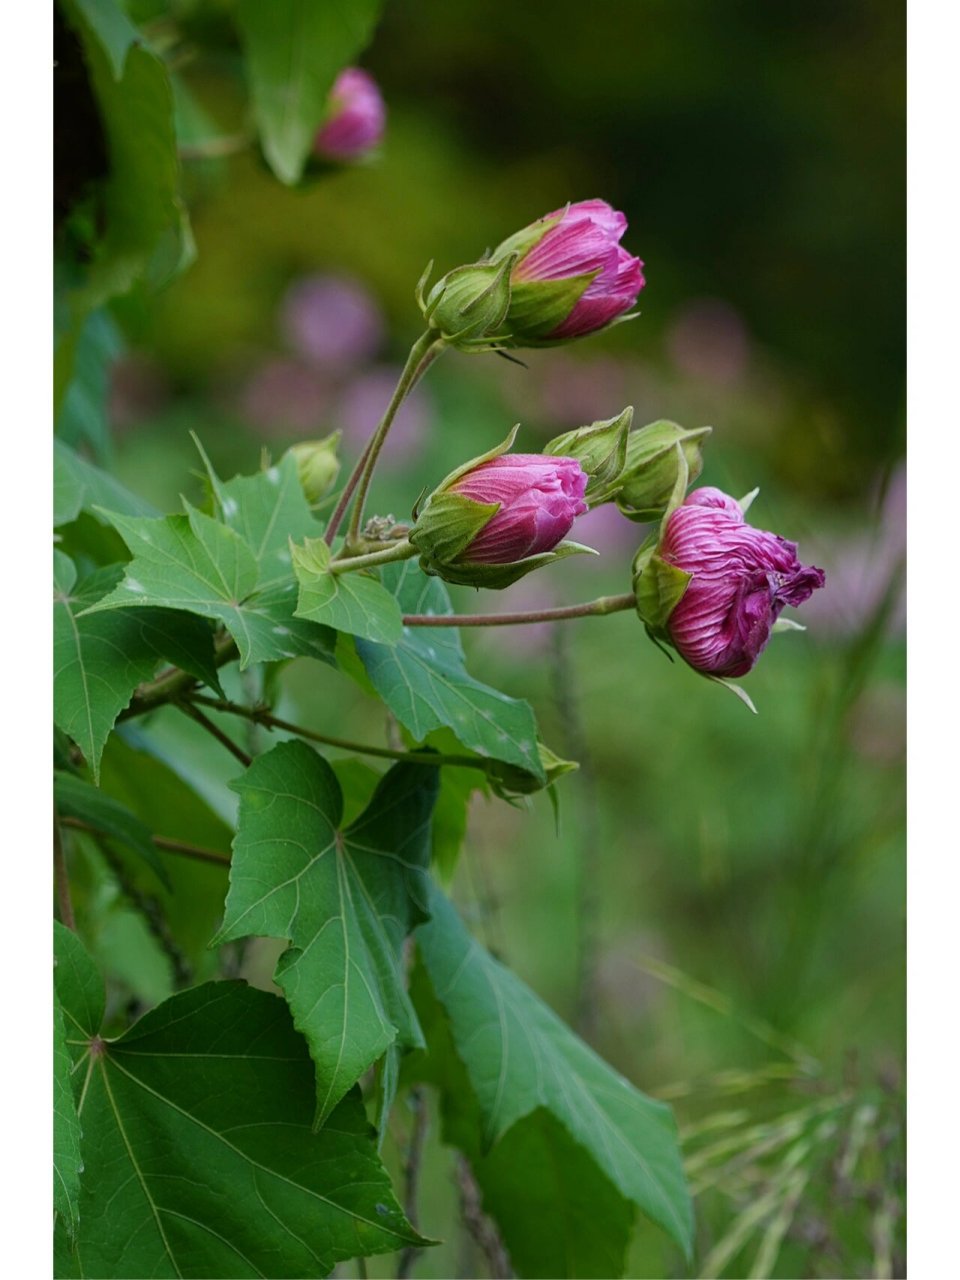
[
  {"left": 409, "top": 491, "right": 501, "bottom": 567},
  {"left": 488, "top": 742, "right": 579, "bottom": 798},
  {"left": 630, "top": 442, "right": 694, "bottom": 640},
  {"left": 632, "top": 538, "right": 692, "bottom": 638},
  {"left": 501, "top": 272, "right": 598, "bottom": 343},
  {"left": 616, "top": 421, "right": 712, "bottom": 521},
  {"left": 417, "top": 255, "right": 516, "bottom": 349},
  {"left": 545, "top": 407, "right": 634, "bottom": 503}
]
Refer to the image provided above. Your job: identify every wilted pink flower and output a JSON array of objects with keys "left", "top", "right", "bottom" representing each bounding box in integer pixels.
[
  {"left": 506, "top": 199, "right": 645, "bottom": 341},
  {"left": 313, "top": 68, "right": 385, "bottom": 162},
  {"left": 451, "top": 455, "right": 588, "bottom": 563},
  {"left": 661, "top": 487, "right": 825, "bottom": 677}
]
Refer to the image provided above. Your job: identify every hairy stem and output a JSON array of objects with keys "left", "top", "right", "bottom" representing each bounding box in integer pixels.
[
  {"left": 403, "top": 591, "right": 637, "bottom": 628},
  {"left": 330, "top": 331, "right": 443, "bottom": 548},
  {"left": 396, "top": 1088, "right": 430, "bottom": 1279},
  {"left": 176, "top": 700, "right": 253, "bottom": 768},
  {"left": 60, "top": 818, "right": 230, "bottom": 868},
  {"left": 185, "top": 695, "right": 488, "bottom": 771},
  {"left": 456, "top": 1156, "right": 513, "bottom": 1278},
  {"left": 54, "top": 812, "right": 76, "bottom": 931},
  {"left": 328, "top": 539, "right": 417, "bottom": 575},
  {"left": 119, "top": 631, "right": 239, "bottom": 722}
]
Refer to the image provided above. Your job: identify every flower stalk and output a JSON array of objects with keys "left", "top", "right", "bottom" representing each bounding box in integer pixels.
[
  {"left": 329, "top": 539, "right": 416, "bottom": 574},
  {"left": 401, "top": 592, "right": 637, "bottom": 627},
  {"left": 326, "top": 330, "right": 444, "bottom": 549}
]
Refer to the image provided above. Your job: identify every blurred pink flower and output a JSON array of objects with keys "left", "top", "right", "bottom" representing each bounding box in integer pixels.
[
  {"left": 279, "top": 274, "right": 383, "bottom": 369},
  {"left": 666, "top": 298, "right": 750, "bottom": 386},
  {"left": 312, "top": 68, "right": 385, "bottom": 162},
  {"left": 237, "top": 358, "right": 332, "bottom": 435},
  {"left": 567, "top": 500, "right": 639, "bottom": 565},
  {"left": 336, "top": 367, "right": 432, "bottom": 465},
  {"left": 538, "top": 355, "right": 631, "bottom": 428},
  {"left": 800, "top": 466, "right": 905, "bottom": 637}
]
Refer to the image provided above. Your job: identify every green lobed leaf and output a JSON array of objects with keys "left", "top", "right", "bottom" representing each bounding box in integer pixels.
[
  {"left": 406, "top": 964, "right": 631, "bottom": 1277},
  {"left": 235, "top": 0, "right": 385, "bottom": 185},
  {"left": 214, "top": 740, "right": 439, "bottom": 1126},
  {"left": 54, "top": 309, "right": 122, "bottom": 464},
  {"left": 356, "top": 562, "right": 544, "bottom": 780},
  {"left": 478, "top": 1109, "right": 636, "bottom": 1279},
  {"left": 54, "top": 769, "right": 170, "bottom": 889},
  {"left": 54, "top": 552, "right": 220, "bottom": 780},
  {"left": 82, "top": 506, "right": 337, "bottom": 669},
  {"left": 53, "top": 985, "right": 83, "bottom": 1239},
  {"left": 416, "top": 886, "right": 695, "bottom": 1257},
  {"left": 293, "top": 537, "right": 404, "bottom": 644},
  {"left": 199, "top": 448, "right": 324, "bottom": 590},
  {"left": 61, "top": 0, "right": 184, "bottom": 306},
  {"left": 54, "top": 439, "right": 157, "bottom": 528},
  {"left": 53, "top": 925, "right": 429, "bottom": 1279},
  {"left": 68, "top": 0, "right": 139, "bottom": 79},
  {"left": 430, "top": 764, "right": 486, "bottom": 883}
]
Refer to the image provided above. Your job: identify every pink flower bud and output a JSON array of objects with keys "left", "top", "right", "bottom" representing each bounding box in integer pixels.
[
  {"left": 660, "top": 487, "right": 826, "bottom": 678},
  {"left": 313, "top": 68, "right": 385, "bottom": 162},
  {"left": 506, "top": 199, "right": 645, "bottom": 341},
  {"left": 450, "top": 455, "right": 588, "bottom": 564}
]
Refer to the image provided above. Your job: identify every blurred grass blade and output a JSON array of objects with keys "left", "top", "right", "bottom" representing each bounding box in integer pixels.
[
  {"left": 747, "top": 1168, "right": 809, "bottom": 1279},
  {"left": 636, "top": 955, "right": 820, "bottom": 1070}
]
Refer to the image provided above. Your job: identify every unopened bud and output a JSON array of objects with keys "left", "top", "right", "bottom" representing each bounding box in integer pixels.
[
  {"left": 616, "top": 421, "right": 711, "bottom": 521},
  {"left": 491, "top": 199, "right": 644, "bottom": 344},
  {"left": 544, "top": 406, "right": 633, "bottom": 504},
  {"left": 287, "top": 432, "right": 341, "bottom": 504},
  {"left": 418, "top": 256, "right": 515, "bottom": 348},
  {"left": 488, "top": 743, "right": 579, "bottom": 797},
  {"left": 409, "top": 427, "right": 594, "bottom": 589}
]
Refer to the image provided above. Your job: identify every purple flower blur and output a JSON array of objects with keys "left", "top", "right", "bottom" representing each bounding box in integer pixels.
[
  {"left": 511, "top": 200, "right": 645, "bottom": 339},
  {"left": 660, "top": 487, "right": 825, "bottom": 678},
  {"left": 280, "top": 275, "right": 383, "bottom": 368},
  {"left": 451, "top": 455, "right": 588, "bottom": 564},
  {"left": 313, "top": 68, "right": 385, "bottom": 162}
]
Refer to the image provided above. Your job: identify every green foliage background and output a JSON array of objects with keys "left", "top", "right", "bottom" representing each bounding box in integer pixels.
[{"left": 54, "top": 1, "right": 905, "bottom": 1276}]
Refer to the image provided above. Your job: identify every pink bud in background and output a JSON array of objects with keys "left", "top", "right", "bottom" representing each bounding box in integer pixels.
[
  {"left": 451, "top": 456, "right": 588, "bottom": 564},
  {"left": 661, "top": 487, "right": 825, "bottom": 678},
  {"left": 313, "top": 68, "right": 385, "bottom": 162},
  {"left": 507, "top": 199, "right": 645, "bottom": 340}
]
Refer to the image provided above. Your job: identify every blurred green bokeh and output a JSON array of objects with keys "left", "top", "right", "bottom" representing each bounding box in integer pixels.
[{"left": 95, "top": 1, "right": 904, "bottom": 1274}]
